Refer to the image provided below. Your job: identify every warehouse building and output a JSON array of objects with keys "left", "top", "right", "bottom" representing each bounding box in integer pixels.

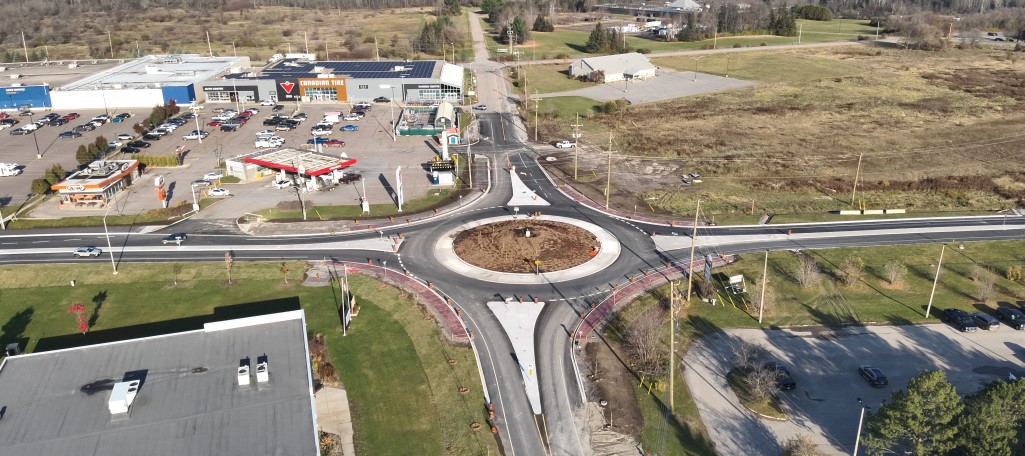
[
  {"left": 0, "top": 310, "right": 319, "bottom": 456},
  {"left": 568, "top": 52, "right": 657, "bottom": 83},
  {"left": 207, "top": 59, "right": 464, "bottom": 105},
  {"left": 50, "top": 54, "right": 250, "bottom": 110}
]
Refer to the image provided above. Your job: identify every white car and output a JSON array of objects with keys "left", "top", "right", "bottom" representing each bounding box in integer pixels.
[
  {"left": 0, "top": 124, "right": 10, "bottom": 131},
  {"left": 259, "top": 100, "right": 276, "bottom": 106},
  {"left": 555, "top": 140, "right": 575, "bottom": 149},
  {"left": 343, "top": 114, "right": 361, "bottom": 121},
  {"left": 207, "top": 188, "right": 230, "bottom": 197},
  {"left": 108, "top": 141, "right": 123, "bottom": 148},
  {"left": 272, "top": 180, "right": 293, "bottom": 189},
  {"left": 116, "top": 133, "right": 135, "bottom": 140},
  {"left": 73, "top": 247, "right": 102, "bottom": 258},
  {"left": 183, "top": 130, "right": 209, "bottom": 140},
  {"left": 311, "top": 128, "right": 332, "bottom": 136},
  {"left": 22, "top": 123, "right": 39, "bottom": 132},
  {"left": 246, "top": 108, "right": 260, "bottom": 114},
  {"left": 256, "top": 129, "right": 275, "bottom": 137},
  {"left": 203, "top": 172, "right": 224, "bottom": 180}
]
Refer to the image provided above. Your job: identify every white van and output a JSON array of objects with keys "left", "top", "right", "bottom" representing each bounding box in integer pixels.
[{"left": 0, "top": 163, "right": 22, "bottom": 176}]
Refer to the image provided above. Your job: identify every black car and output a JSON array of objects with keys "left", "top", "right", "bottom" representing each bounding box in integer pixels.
[
  {"left": 291, "top": 112, "right": 307, "bottom": 121},
  {"left": 996, "top": 307, "right": 1025, "bottom": 330},
  {"left": 74, "top": 124, "right": 96, "bottom": 132},
  {"left": 120, "top": 146, "right": 140, "bottom": 154},
  {"left": 942, "top": 308, "right": 979, "bottom": 333},
  {"left": 0, "top": 118, "right": 17, "bottom": 126},
  {"left": 128, "top": 140, "right": 151, "bottom": 148},
  {"left": 48, "top": 118, "right": 69, "bottom": 126},
  {"left": 42, "top": 113, "right": 60, "bottom": 121},
  {"left": 58, "top": 130, "right": 82, "bottom": 138},
  {"left": 18, "top": 110, "right": 34, "bottom": 117},
  {"left": 373, "top": 97, "right": 391, "bottom": 103},
  {"left": 161, "top": 233, "right": 188, "bottom": 245},
  {"left": 142, "top": 133, "right": 162, "bottom": 141},
  {"left": 859, "top": 365, "right": 888, "bottom": 387},
  {"left": 764, "top": 362, "right": 797, "bottom": 390},
  {"left": 971, "top": 312, "right": 1000, "bottom": 330},
  {"left": 220, "top": 124, "right": 239, "bottom": 132},
  {"left": 272, "top": 104, "right": 284, "bottom": 112},
  {"left": 263, "top": 117, "right": 282, "bottom": 126},
  {"left": 340, "top": 173, "right": 362, "bottom": 184}
]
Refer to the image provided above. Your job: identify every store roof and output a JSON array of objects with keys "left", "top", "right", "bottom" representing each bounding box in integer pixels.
[
  {"left": 51, "top": 160, "right": 139, "bottom": 192},
  {"left": 59, "top": 54, "right": 250, "bottom": 91},
  {"left": 0, "top": 310, "right": 317, "bottom": 456},
  {"left": 235, "top": 59, "right": 440, "bottom": 80},
  {"left": 243, "top": 148, "right": 357, "bottom": 177}
]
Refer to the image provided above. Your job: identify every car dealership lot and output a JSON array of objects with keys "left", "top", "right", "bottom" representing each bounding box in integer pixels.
[
  {"left": 684, "top": 324, "right": 1025, "bottom": 455},
  {"left": 5, "top": 101, "right": 447, "bottom": 219}
]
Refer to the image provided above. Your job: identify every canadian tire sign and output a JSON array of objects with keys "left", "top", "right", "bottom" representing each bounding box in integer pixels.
[{"left": 276, "top": 80, "right": 299, "bottom": 101}]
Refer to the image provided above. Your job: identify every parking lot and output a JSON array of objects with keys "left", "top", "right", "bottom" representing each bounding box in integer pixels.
[
  {"left": 684, "top": 324, "right": 1025, "bottom": 455},
  {"left": 2, "top": 101, "right": 452, "bottom": 220}
]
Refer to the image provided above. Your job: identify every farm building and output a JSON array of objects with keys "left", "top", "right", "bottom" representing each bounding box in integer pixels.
[{"left": 568, "top": 53, "right": 658, "bottom": 83}]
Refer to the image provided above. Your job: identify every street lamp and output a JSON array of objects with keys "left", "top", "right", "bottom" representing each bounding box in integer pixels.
[
  {"left": 190, "top": 183, "right": 200, "bottom": 212},
  {"left": 191, "top": 101, "right": 203, "bottom": 144},
  {"left": 102, "top": 203, "right": 118, "bottom": 275},
  {"left": 853, "top": 398, "right": 871, "bottom": 455},
  {"left": 28, "top": 114, "right": 42, "bottom": 159}
]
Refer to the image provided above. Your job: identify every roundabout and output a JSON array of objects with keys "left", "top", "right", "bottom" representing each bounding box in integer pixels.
[{"left": 433, "top": 215, "right": 622, "bottom": 284}]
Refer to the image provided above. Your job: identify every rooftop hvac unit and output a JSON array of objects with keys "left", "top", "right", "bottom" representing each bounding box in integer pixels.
[
  {"left": 238, "top": 357, "right": 251, "bottom": 386},
  {"left": 107, "top": 380, "right": 141, "bottom": 415},
  {"left": 8, "top": 74, "right": 19, "bottom": 79},
  {"left": 256, "top": 355, "right": 269, "bottom": 383}
]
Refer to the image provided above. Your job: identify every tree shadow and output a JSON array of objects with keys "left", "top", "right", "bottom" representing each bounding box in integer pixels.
[
  {"left": 0, "top": 307, "right": 33, "bottom": 351},
  {"left": 34, "top": 298, "right": 301, "bottom": 352},
  {"left": 88, "top": 290, "right": 107, "bottom": 330}
]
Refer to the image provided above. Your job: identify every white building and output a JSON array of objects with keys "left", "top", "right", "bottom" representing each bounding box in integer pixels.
[
  {"left": 568, "top": 53, "right": 658, "bottom": 83},
  {"left": 666, "top": 0, "right": 703, "bottom": 12}
]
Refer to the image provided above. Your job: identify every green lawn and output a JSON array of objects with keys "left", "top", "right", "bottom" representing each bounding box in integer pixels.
[
  {"left": 536, "top": 96, "right": 604, "bottom": 119},
  {"left": 256, "top": 188, "right": 465, "bottom": 221},
  {"left": 0, "top": 262, "right": 497, "bottom": 456},
  {"left": 9, "top": 198, "right": 220, "bottom": 229},
  {"left": 517, "top": 64, "right": 594, "bottom": 93}
]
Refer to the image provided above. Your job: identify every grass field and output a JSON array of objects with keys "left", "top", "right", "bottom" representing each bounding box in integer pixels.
[
  {"left": 517, "top": 64, "right": 594, "bottom": 93},
  {"left": 256, "top": 187, "right": 465, "bottom": 221},
  {"left": 0, "top": 262, "right": 497, "bottom": 456},
  {"left": 541, "top": 46, "right": 1025, "bottom": 220}
]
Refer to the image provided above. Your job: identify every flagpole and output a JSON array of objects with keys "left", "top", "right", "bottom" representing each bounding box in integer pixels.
[{"left": 342, "top": 263, "right": 349, "bottom": 336}]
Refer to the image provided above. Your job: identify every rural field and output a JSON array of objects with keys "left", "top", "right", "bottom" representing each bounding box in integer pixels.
[
  {"left": 0, "top": 262, "right": 497, "bottom": 456},
  {"left": 538, "top": 45, "right": 1025, "bottom": 220},
  {"left": 1, "top": 5, "right": 468, "bottom": 63}
]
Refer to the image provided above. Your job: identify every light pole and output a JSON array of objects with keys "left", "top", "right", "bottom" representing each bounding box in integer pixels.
[
  {"left": 191, "top": 101, "right": 203, "bottom": 144},
  {"left": 853, "top": 398, "right": 870, "bottom": 455},
  {"left": 190, "top": 183, "right": 199, "bottom": 212},
  {"left": 102, "top": 204, "right": 118, "bottom": 275},
  {"left": 28, "top": 114, "right": 41, "bottom": 159}
]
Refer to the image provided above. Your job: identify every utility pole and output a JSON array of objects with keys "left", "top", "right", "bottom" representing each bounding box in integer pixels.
[
  {"left": 108, "top": 30, "right": 114, "bottom": 58},
  {"left": 533, "top": 90, "right": 542, "bottom": 142},
  {"left": 374, "top": 36, "right": 380, "bottom": 61},
  {"left": 21, "top": 31, "right": 29, "bottom": 62},
  {"left": 798, "top": 23, "right": 803, "bottom": 44},
  {"left": 605, "top": 133, "right": 613, "bottom": 209},
  {"left": 851, "top": 153, "right": 864, "bottom": 206},
  {"left": 759, "top": 250, "right": 768, "bottom": 323},
  {"left": 685, "top": 199, "right": 701, "bottom": 302},
  {"left": 206, "top": 30, "right": 213, "bottom": 57},
  {"left": 304, "top": 31, "right": 309, "bottom": 55},
  {"left": 572, "top": 113, "right": 582, "bottom": 180},
  {"left": 669, "top": 280, "right": 676, "bottom": 413},
  {"left": 925, "top": 244, "right": 946, "bottom": 318}
]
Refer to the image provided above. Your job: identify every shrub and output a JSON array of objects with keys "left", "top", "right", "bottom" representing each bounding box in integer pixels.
[
  {"left": 733, "top": 43, "right": 742, "bottom": 48},
  {"left": 31, "top": 178, "right": 52, "bottom": 195},
  {"left": 760, "top": 42, "right": 767, "bottom": 46},
  {"left": 220, "top": 175, "right": 241, "bottom": 184},
  {"left": 600, "top": 99, "right": 629, "bottom": 114},
  {"left": 636, "top": 48, "right": 651, "bottom": 54},
  {"left": 1006, "top": 265, "right": 1024, "bottom": 282}
]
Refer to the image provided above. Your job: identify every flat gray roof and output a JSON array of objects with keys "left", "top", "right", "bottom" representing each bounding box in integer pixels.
[
  {"left": 0, "top": 310, "right": 317, "bottom": 456},
  {"left": 0, "top": 60, "right": 125, "bottom": 89},
  {"left": 61, "top": 55, "right": 249, "bottom": 91}
]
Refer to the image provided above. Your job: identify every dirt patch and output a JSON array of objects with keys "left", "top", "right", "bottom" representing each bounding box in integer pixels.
[
  {"left": 582, "top": 339, "right": 644, "bottom": 444},
  {"left": 452, "top": 220, "right": 598, "bottom": 273}
]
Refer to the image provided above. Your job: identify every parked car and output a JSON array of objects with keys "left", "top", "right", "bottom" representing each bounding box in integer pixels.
[
  {"left": 203, "top": 172, "right": 224, "bottom": 180},
  {"left": 292, "top": 112, "right": 307, "bottom": 121},
  {"left": 112, "top": 113, "right": 131, "bottom": 122},
  {"left": 208, "top": 187, "right": 231, "bottom": 197},
  {"left": 272, "top": 104, "right": 284, "bottom": 112},
  {"left": 183, "top": 130, "right": 209, "bottom": 140},
  {"left": 207, "top": 120, "right": 223, "bottom": 127},
  {"left": 0, "top": 123, "right": 10, "bottom": 131},
  {"left": 191, "top": 179, "right": 212, "bottom": 188},
  {"left": 971, "top": 312, "right": 1000, "bottom": 330},
  {"left": 107, "top": 141, "right": 123, "bottom": 148},
  {"left": 343, "top": 114, "right": 361, "bottom": 121},
  {"left": 473, "top": 104, "right": 487, "bottom": 111},
  {"left": 555, "top": 140, "right": 575, "bottom": 149},
  {"left": 18, "top": 110, "right": 34, "bottom": 117},
  {"left": 373, "top": 97, "right": 391, "bottom": 103},
  {"left": 274, "top": 123, "right": 294, "bottom": 131},
  {"left": 220, "top": 124, "right": 240, "bottom": 132},
  {"left": 58, "top": 131, "right": 82, "bottom": 138},
  {"left": 996, "top": 307, "right": 1025, "bottom": 330},
  {"left": 9, "top": 128, "right": 29, "bottom": 136},
  {"left": 63, "top": 113, "right": 80, "bottom": 120},
  {"left": 322, "top": 139, "right": 345, "bottom": 147},
  {"left": 72, "top": 246, "right": 101, "bottom": 257},
  {"left": 73, "top": 247, "right": 102, "bottom": 258},
  {"left": 120, "top": 146, "right": 141, "bottom": 154},
  {"left": 161, "top": 233, "right": 188, "bottom": 244},
  {"left": 942, "top": 308, "right": 979, "bottom": 333},
  {"left": 260, "top": 99, "right": 276, "bottom": 106},
  {"left": 128, "top": 140, "right": 151, "bottom": 148},
  {"left": 0, "top": 118, "right": 18, "bottom": 125},
  {"left": 764, "top": 362, "right": 797, "bottom": 390},
  {"left": 272, "top": 180, "right": 294, "bottom": 189},
  {"left": 340, "top": 125, "right": 359, "bottom": 132},
  {"left": 245, "top": 108, "right": 260, "bottom": 114},
  {"left": 21, "top": 123, "right": 39, "bottom": 132},
  {"left": 42, "top": 113, "right": 60, "bottom": 121},
  {"left": 74, "top": 123, "right": 96, "bottom": 132},
  {"left": 858, "top": 365, "right": 888, "bottom": 387},
  {"left": 142, "top": 133, "right": 162, "bottom": 141},
  {"left": 311, "top": 127, "right": 332, "bottom": 136},
  {"left": 116, "top": 133, "right": 135, "bottom": 141},
  {"left": 307, "top": 137, "right": 331, "bottom": 144},
  {"left": 48, "top": 118, "right": 69, "bottom": 127}
]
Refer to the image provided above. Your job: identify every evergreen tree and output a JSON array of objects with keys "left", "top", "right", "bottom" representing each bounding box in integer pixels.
[
  {"left": 954, "top": 379, "right": 1025, "bottom": 456},
  {"left": 532, "top": 14, "right": 554, "bottom": 32},
  {"left": 862, "top": 371, "right": 964, "bottom": 455},
  {"left": 442, "top": 0, "right": 460, "bottom": 16},
  {"left": 585, "top": 23, "right": 608, "bottom": 53},
  {"left": 481, "top": 0, "right": 503, "bottom": 22},
  {"left": 511, "top": 16, "right": 530, "bottom": 44}
]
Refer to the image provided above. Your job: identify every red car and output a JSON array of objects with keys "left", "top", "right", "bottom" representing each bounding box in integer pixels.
[
  {"left": 323, "top": 139, "right": 345, "bottom": 147},
  {"left": 235, "top": 117, "right": 248, "bottom": 125},
  {"left": 206, "top": 120, "right": 222, "bottom": 127},
  {"left": 237, "top": 111, "right": 253, "bottom": 118},
  {"left": 63, "top": 113, "right": 80, "bottom": 120}
]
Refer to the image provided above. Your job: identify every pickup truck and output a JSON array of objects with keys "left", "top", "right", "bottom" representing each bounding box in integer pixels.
[{"left": 555, "top": 140, "right": 575, "bottom": 149}]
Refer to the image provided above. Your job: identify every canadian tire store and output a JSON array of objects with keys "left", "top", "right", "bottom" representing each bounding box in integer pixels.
[{"left": 274, "top": 78, "right": 348, "bottom": 103}]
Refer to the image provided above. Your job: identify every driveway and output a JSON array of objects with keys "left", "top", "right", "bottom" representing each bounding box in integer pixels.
[
  {"left": 684, "top": 324, "right": 1025, "bottom": 455},
  {"left": 536, "top": 68, "right": 753, "bottom": 104}
]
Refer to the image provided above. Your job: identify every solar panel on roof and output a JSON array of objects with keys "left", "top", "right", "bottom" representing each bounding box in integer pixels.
[{"left": 243, "top": 60, "right": 437, "bottom": 80}]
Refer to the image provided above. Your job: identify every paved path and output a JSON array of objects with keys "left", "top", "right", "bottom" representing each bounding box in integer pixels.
[
  {"left": 535, "top": 67, "right": 752, "bottom": 104},
  {"left": 314, "top": 386, "right": 356, "bottom": 456}
]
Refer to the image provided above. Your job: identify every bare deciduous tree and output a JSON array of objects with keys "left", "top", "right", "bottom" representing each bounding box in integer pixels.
[
  {"left": 839, "top": 256, "right": 865, "bottom": 287},
  {"left": 781, "top": 434, "right": 822, "bottom": 456},
  {"left": 884, "top": 260, "right": 907, "bottom": 286},
  {"left": 625, "top": 308, "right": 667, "bottom": 376},
  {"left": 747, "top": 278, "right": 777, "bottom": 316},
  {"left": 732, "top": 342, "right": 768, "bottom": 370},
  {"left": 745, "top": 365, "right": 780, "bottom": 400},
  {"left": 973, "top": 266, "right": 997, "bottom": 302},
  {"left": 795, "top": 255, "right": 822, "bottom": 289},
  {"left": 224, "top": 251, "right": 235, "bottom": 284}
]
